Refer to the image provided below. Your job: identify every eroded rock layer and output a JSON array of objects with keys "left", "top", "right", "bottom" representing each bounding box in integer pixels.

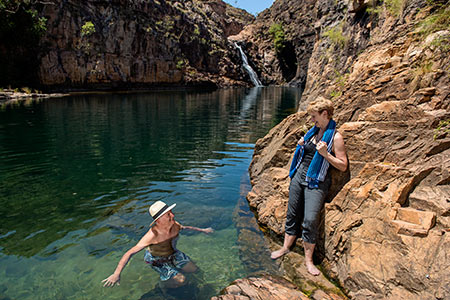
[{"left": 37, "top": 0, "right": 254, "bottom": 90}]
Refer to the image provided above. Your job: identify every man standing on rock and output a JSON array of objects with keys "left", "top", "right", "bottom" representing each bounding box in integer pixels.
[{"left": 271, "top": 97, "right": 348, "bottom": 276}]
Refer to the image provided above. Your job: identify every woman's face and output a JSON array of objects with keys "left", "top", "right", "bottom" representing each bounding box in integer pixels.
[{"left": 309, "top": 110, "right": 329, "bottom": 128}]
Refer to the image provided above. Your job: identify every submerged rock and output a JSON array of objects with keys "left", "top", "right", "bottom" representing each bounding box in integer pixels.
[{"left": 232, "top": 187, "right": 280, "bottom": 275}]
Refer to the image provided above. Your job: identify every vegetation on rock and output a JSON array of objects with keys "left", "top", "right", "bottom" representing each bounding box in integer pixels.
[
  {"left": 417, "top": 4, "right": 450, "bottom": 52},
  {"left": 434, "top": 119, "right": 450, "bottom": 140},
  {"left": 322, "top": 23, "right": 348, "bottom": 49},
  {"left": 81, "top": 21, "right": 95, "bottom": 37},
  {"left": 269, "top": 23, "right": 286, "bottom": 54},
  {"left": 384, "top": 0, "right": 406, "bottom": 16}
]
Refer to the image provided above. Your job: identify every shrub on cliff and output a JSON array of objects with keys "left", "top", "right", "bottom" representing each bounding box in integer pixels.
[
  {"left": 384, "top": 0, "right": 405, "bottom": 17},
  {"left": 81, "top": 21, "right": 95, "bottom": 37},
  {"left": 269, "top": 23, "right": 286, "bottom": 54},
  {"left": 323, "top": 23, "right": 348, "bottom": 49}
]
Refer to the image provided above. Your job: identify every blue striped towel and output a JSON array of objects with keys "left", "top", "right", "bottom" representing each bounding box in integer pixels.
[{"left": 289, "top": 119, "right": 336, "bottom": 188}]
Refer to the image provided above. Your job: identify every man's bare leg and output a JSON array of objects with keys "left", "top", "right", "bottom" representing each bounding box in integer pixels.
[
  {"left": 271, "top": 233, "right": 296, "bottom": 259},
  {"left": 162, "top": 273, "right": 187, "bottom": 289},
  {"left": 181, "top": 261, "right": 198, "bottom": 273},
  {"left": 303, "top": 241, "right": 320, "bottom": 276}
]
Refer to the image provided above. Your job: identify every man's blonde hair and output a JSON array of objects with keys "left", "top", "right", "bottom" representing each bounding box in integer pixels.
[{"left": 307, "top": 96, "right": 334, "bottom": 119}]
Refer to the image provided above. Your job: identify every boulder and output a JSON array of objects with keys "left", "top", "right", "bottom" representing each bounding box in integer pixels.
[{"left": 210, "top": 275, "right": 310, "bottom": 300}]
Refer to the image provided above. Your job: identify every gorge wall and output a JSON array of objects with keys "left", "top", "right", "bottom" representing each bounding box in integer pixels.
[
  {"left": 244, "top": 0, "right": 449, "bottom": 299},
  {"left": 35, "top": 0, "right": 254, "bottom": 91}
]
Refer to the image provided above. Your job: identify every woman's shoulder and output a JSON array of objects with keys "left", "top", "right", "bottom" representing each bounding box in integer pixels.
[
  {"left": 332, "top": 130, "right": 347, "bottom": 153},
  {"left": 333, "top": 130, "right": 345, "bottom": 142}
]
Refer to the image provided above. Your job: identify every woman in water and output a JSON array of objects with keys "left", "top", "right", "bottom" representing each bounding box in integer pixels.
[
  {"left": 102, "top": 200, "right": 213, "bottom": 288},
  {"left": 270, "top": 97, "right": 348, "bottom": 276}
]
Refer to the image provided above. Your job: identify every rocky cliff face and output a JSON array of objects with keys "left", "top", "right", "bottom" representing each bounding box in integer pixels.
[
  {"left": 246, "top": 0, "right": 449, "bottom": 299},
  {"left": 37, "top": 0, "right": 254, "bottom": 90}
]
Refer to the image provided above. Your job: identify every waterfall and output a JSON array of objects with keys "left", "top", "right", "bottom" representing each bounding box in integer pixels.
[{"left": 234, "top": 43, "right": 263, "bottom": 87}]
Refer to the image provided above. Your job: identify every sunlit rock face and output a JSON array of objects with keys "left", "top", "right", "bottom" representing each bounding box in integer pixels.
[
  {"left": 246, "top": 0, "right": 450, "bottom": 299},
  {"left": 37, "top": 0, "right": 254, "bottom": 90}
]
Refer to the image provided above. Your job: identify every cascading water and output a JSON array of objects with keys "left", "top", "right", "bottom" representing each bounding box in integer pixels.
[{"left": 235, "top": 43, "right": 263, "bottom": 87}]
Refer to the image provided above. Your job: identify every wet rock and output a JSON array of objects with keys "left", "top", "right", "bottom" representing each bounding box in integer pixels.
[
  {"left": 5, "top": 264, "right": 27, "bottom": 277},
  {"left": 178, "top": 206, "right": 232, "bottom": 232},
  {"left": 0, "top": 90, "right": 68, "bottom": 102},
  {"left": 273, "top": 247, "right": 347, "bottom": 299}
]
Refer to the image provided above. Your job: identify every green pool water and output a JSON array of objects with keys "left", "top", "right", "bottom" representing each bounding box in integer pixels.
[{"left": 0, "top": 87, "right": 300, "bottom": 300}]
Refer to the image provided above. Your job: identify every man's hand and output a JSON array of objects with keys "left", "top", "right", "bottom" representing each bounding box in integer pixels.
[
  {"left": 202, "top": 227, "right": 214, "bottom": 234},
  {"left": 102, "top": 273, "right": 120, "bottom": 287}
]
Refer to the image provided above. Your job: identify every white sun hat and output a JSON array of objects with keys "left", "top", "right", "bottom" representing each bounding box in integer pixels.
[{"left": 149, "top": 201, "right": 176, "bottom": 226}]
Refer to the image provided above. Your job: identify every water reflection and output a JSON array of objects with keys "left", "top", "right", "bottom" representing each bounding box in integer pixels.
[{"left": 0, "top": 87, "right": 299, "bottom": 299}]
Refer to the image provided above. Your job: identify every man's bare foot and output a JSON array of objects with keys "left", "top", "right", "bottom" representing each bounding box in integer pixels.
[
  {"left": 270, "top": 248, "right": 289, "bottom": 259},
  {"left": 305, "top": 260, "right": 320, "bottom": 276}
]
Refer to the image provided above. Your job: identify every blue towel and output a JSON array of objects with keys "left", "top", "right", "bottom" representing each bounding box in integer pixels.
[{"left": 289, "top": 119, "right": 336, "bottom": 189}]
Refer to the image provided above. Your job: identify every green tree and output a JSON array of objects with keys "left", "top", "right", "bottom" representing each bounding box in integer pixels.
[{"left": 269, "top": 23, "right": 286, "bottom": 54}]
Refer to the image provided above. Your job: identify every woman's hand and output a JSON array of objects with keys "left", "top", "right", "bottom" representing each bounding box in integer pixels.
[
  {"left": 317, "top": 132, "right": 348, "bottom": 172},
  {"left": 298, "top": 137, "right": 305, "bottom": 146},
  {"left": 316, "top": 141, "right": 328, "bottom": 157},
  {"left": 102, "top": 273, "right": 120, "bottom": 287}
]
